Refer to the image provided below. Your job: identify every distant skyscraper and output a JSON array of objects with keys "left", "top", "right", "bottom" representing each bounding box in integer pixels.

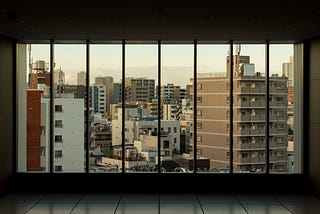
[
  {"left": 282, "top": 56, "right": 294, "bottom": 103},
  {"left": 77, "top": 71, "right": 86, "bottom": 86}
]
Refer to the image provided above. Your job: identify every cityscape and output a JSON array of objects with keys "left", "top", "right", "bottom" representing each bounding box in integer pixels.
[{"left": 21, "top": 44, "right": 294, "bottom": 173}]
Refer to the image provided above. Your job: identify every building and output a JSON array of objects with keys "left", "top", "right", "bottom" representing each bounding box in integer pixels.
[
  {"left": 53, "top": 98, "right": 85, "bottom": 172},
  {"left": 113, "top": 82, "right": 122, "bottom": 104},
  {"left": 95, "top": 76, "right": 114, "bottom": 113},
  {"left": 125, "top": 77, "right": 155, "bottom": 103},
  {"left": 90, "top": 85, "right": 106, "bottom": 114},
  {"left": 190, "top": 54, "right": 288, "bottom": 173},
  {"left": 77, "top": 71, "right": 86, "bottom": 86},
  {"left": 161, "top": 83, "right": 180, "bottom": 103}
]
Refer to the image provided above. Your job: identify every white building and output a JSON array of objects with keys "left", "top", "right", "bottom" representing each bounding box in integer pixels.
[
  {"left": 162, "top": 103, "right": 179, "bottom": 120},
  {"left": 40, "top": 98, "right": 50, "bottom": 172},
  {"left": 53, "top": 98, "right": 85, "bottom": 172},
  {"left": 112, "top": 106, "right": 181, "bottom": 154}
]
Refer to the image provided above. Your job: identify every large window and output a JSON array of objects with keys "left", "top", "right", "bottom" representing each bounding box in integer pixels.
[
  {"left": 196, "top": 44, "right": 230, "bottom": 173},
  {"left": 124, "top": 44, "right": 158, "bottom": 173},
  {"left": 89, "top": 44, "right": 122, "bottom": 173},
  {"left": 17, "top": 41, "right": 302, "bottom": 174},
  {"left": 161, "top": 44, "right": 194, "bottom": 173}
]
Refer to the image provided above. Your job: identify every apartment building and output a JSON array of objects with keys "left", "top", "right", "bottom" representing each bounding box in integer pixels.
[{"left": 191, "top": 55, "right": 288, "bottom": 172}]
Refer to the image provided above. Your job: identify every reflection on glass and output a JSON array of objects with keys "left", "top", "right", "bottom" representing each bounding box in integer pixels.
[
  {"left": 232, "top": 44, "right": 266, "bottom": 173},
  {"left": 53, "top": 44, "right": 86, "bottom": 172},
  {"left": 161, "top": 44, "right": 193, "bottom": 173},
  {"left": 124, "top": 44, "right": 158, "bottom": 173},
  {"left": 20, "top": 44, "right": 51, "bottom": 172},
  {"left": 89, "top": 44, "right": 122, "bottom": 173},
  {"left": 196, "top": 44, "right": 230, "bottom": 173},
  {"left": 270, "top": 44, "right": 293, "bottom": 173}
]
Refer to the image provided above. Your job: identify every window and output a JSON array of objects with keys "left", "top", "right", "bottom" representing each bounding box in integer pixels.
[
  {"left": 17, "top": 42, "right": 301, "bottom": 175},
  {"left": 55, "top": 150, "right": 63, "bottom": 158},
  {"left": 55, "top": 135, "right": 63, "bottom": 143},
  {"left": 55, "top": 165, "right": 62, "bottom": 172},
  {"left": 55, "top": 105, "right": 63, "bottom": 112},
  {"left": 164, "top": 140, "right": 169, "bottom": 149},
  {"left": 197, "top": 136, "right": 202, "bottom": 142},
  {"left": 197, "top": 83, "right": 202, "bottom": 90},
  {"left": 197, "top": 122, "right": 202, "bottom": 129},
  {"left": 55, "top": 120, "right": 63, "bottom": 128}
]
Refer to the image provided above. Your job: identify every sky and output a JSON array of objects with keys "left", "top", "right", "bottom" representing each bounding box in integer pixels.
[{"left": 29, "top": 43, "right": 293, "bottom": 87}]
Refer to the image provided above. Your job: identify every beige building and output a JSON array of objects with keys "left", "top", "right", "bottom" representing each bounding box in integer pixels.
[{"left": 190, "top": 55, "right": 288, "bottom": 173}]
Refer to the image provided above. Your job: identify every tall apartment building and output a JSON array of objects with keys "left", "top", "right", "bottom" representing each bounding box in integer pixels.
[
  {"left": 125, "top": 77, "right": 155, "bottom": 103},
  {"left": 161, "top": 83, "right": 180, "bottom": 103},
  {"left": 90, "top": 85, "right": 106, "bottom": 114},
  {"left": 53, "top": 98, "right": 85, "bottom": 172},
  {"left": 95, "top": 76, "right": 114, "bottom": 113},
  {"left": 190, "top": 55, "right": 288, "bottom": 173}
]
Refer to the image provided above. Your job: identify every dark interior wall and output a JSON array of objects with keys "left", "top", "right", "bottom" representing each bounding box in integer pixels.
[
  {"left": 0, "top": 35, "right": 14, "bottom": 197},
  {"left": 309, "top": 37, "right": 320, "bottom": 197}
]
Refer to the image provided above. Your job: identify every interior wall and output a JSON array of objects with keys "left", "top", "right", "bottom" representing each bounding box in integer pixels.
[
  {"left": 0, "top": 35, "right": 14, "bottom": 197},
  {"left": 309, "top": 37, "right": 320, "bottom": 197}
]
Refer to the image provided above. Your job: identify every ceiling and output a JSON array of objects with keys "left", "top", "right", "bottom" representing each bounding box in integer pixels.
[{"left": 1, "top": 1, "right": 320, "bottom": 43}]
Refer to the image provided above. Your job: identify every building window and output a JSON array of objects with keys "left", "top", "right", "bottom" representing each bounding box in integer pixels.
[
  {"left": 197, "top": 83, "right": 202, "bottom": 90},
  {"left": 164, "top": 140, "right": 169, "bottom": 149},
  {"left": 197, "top": 122, "right": 202, "bottom": 129},
  {"left": 55, "top": 105, "right": 63, "bottom": 112},
  {"left": 196, "top": 96, "right": 202, "bottom": 103},
  {"left": 55, "top": 165, "right": 62, "bottom": 172},
  {"left": 174, "top": 127, "right": 177, "bottom": 133},
  {"left": 197, "top": 136, "right": 202, "bottom": 142},
  {"left": 55, "top": 120, "right": 63, "bottom": 128},
  {"left": 55, "top": 135, "right": 63, "bottom": 143},
  {"left": 55, "top": 150, "right": 63, "bottom": 158}
]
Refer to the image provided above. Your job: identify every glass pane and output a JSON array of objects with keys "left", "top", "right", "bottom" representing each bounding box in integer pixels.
[
  {"left": 196, "top": 44, "right": 230, "bottom": 173},
  {"left": 233, "top": 44, "right": 266, "bottom": 173},
  {"left": 124, "top": 44, "right": 158, "bottom": 173},
  {"left": 53, "top": 44, "right": 86, "bottom": 172},
  {"left": 89, "top": 44, "right": 122, "bottom": 173},
  {"left": 161, "top": 44, "right": 193, "bottom": 173},
  {"left": 270, "top": 44, "right": 294, "bottom": 173},
  {"left": 17, "top": 44, "right": 50, "bottom": 172}
]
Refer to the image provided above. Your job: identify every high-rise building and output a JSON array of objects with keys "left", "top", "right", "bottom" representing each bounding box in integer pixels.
[
  {"left": 161, "top": 83, "right": 180, "bottom": 103},
  {"left": 77, "top": 71, "right": 86, "bottom": 86},
  {"left": 190, "top": 55, "right": 288, "bottom": 173},
  {"left": 125, "top": 77, "right": 155, "bottom": 103},
  {"left": 53, "top": 98, "right": 85, "bottom": 172},
  {"left": 90, "top": 85, "right": 106, "bottom": 114},
  {"left": 95, "top": 76, "right": 114, "bottom": 113}
]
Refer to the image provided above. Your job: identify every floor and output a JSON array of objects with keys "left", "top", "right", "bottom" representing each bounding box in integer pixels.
[{"left": 0, "top": 193, "right": 319, "bottom": 214}]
